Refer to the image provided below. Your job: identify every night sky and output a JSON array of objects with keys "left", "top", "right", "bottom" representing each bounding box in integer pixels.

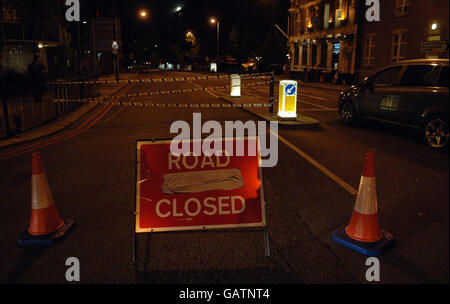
[{"left": 82, "top": 0, "right": 290, "bottom": 65}]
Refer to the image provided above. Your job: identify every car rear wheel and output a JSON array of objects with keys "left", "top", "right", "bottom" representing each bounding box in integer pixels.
[
  {"left": 340, "top": 101, "right": 357, "bottom": 125},
  {"left": 424, "top": 117, "right": 449, "bottom": 150}
]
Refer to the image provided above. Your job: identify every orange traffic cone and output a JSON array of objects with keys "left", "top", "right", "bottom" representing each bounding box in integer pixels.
[
  {"left": 17, "top": 152, "right": 75, "bottom": 246},
  {"left": 332, "top": 152, "right": 394, "bottom": 256}
]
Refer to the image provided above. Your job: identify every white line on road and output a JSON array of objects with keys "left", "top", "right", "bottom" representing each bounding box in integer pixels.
[
  {"left": 270, "top": 129, "right": 358, "bottom": 195},
  {"left": 188, "top": 80, "right": 223, "bottom": 99},
  {"left": 103, "top": 105, "right": 128, "bottom": 123},
  {"left": 299, "top": 100, "right": 336, "bottom": 110},
  {"left": 300, "top": 108, "right": 337, "bottom": 112},
  {"left": 189, "top": 82, "right": 355, "bottom": 194},
  {"left": 299, "top": 94, "right": 327, "bottom": 101}
]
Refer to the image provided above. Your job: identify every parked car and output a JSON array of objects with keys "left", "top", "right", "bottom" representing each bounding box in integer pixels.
[{"left": 338, "top": 59, "right": 449, "bottom": 150}]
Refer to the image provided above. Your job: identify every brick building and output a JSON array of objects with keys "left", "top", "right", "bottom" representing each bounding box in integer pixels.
[
  {"left": 358, "top": 0, "right": 449, "bottom": 79},
  {"left": 0, "top": 0, "right": 66, "bottom": 78},
  {"left": 287, "top": 0, "right": 360, "bottom": 84},
  {"left": 287, "top": 0, "right": 449, "bottom": 83}
]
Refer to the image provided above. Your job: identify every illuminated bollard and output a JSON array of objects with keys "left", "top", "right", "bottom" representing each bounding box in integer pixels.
[
  {"left": 278, "top": 80, "right": 298, "bottom": 120},
  {"left": 230, "top": 74, "right": 241, "bottom": 97}
]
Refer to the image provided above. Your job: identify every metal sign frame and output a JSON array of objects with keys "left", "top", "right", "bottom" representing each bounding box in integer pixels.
[{"left": 133, "top": 136, "right": 270, "bottom": 262}]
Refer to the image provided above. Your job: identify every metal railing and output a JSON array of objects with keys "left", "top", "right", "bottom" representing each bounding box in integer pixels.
[{"left": 0, "top": 81, "right": 96, "bottom": 138}]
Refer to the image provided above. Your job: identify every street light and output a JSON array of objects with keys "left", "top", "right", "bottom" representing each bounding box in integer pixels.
[
  {"left": 186, "top": 31, "right": 194, "bottom": 40},
  {"left": 139, "top": 9, "right": 149, "bottom": 20},
  {"left": 210, "top": 17, "right": 220, "bottom": 73}
]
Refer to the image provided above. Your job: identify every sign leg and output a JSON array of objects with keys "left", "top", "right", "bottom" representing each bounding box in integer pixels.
[{"left": 264, "top": 226, "right": 270, "bottom": 257}]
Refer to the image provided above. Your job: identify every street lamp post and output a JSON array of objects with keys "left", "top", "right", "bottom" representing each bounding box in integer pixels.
[
  {"left": 210, "top": 18, "right": 220, "bottom": 73},
  {"left": 112, "top": 1, "right": 120, "bottom": 83}
]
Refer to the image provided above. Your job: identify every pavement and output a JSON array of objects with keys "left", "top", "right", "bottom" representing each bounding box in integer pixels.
[{"left": 0, "top": 72, "right": 447, "bottom": 285}]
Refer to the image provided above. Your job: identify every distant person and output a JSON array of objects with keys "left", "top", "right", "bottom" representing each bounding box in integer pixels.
[{"left": 27, "top": 55, "right": 47, "bottom": 103}]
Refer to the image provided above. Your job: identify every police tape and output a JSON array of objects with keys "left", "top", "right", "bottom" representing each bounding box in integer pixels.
[
  {"left": 54, "top": 80, "right": 270, "bottom": 103},
  {"left": 54, "top": 99, "right": 271, "bottom": 108},
  {"left": 50, "top": 73, "right": 272, "bottom": 86}
]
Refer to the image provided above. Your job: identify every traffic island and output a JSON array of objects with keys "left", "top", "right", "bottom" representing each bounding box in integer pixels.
[
  {"left": 219, "top": 77, "right": 319, "bottom": 128},
  {"left": 220, "top": 95, "right": 319, "bottom": 128},
  {"left": 254, "top": 112, "right": 319, "bottom": 127}
]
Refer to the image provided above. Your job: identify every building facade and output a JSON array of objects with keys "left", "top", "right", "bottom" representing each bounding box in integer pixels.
[
  {"left": 287, "top": 0, "right": 449, "bottom": 84},
  {"left": 287, "top": 0, "right": 360, "bottom": 84},
  {"left": 0, "top": 0, "right": 65, "bottom": 78},
  {"left": 358, "top": 0, "right": 449, "bottom": 79}
]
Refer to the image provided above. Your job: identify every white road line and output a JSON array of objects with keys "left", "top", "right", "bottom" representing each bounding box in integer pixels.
[
  {"left": 299, "top": 99, "right": 335, "bottom": 110},
  {"left": 299, "top": 94, "right": 327, "bottom": 101},
  {"left": 188, "top": 80, "right": 223, "bottom": 99},
  {"left": 270, "top": 129, "right": 358, "bottom": 195},
  {"left": 185, "top": 82, "right": 354, "bottom": 194},
  {"left": 103, "top": 105, "right": 128, "bottom": 123},
  {"left": 300, "top": 108, "right": 337, "bottom": 112}
]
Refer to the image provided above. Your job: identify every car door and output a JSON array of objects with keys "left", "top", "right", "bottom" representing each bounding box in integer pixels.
[
  {"left": 392, "top": 64, "right": 441, "bottom": 126},
  {"left": 360, "top": 66, "right": 403, "bottom": 120}
]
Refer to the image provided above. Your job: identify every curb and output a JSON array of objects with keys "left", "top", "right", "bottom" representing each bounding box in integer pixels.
[{"left": 219, "top": 95, "right": 320, "bottom": 128}]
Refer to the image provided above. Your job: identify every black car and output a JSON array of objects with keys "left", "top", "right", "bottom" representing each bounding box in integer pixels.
[{"left": 338, "top": 59, "right": 449, "bottom": 150}]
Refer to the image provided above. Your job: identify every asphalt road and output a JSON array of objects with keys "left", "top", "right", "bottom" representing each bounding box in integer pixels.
[{"left": 0, "top": 71, "right": 448, "bottom": 284}]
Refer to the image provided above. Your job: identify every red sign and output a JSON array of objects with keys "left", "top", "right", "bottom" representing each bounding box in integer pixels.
[{"left": 135, "top": 137, "right": 266, "bottom": 233}]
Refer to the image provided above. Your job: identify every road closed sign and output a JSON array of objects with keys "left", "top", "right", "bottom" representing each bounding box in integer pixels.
[{"left": 135, "top": 137, "right": 266, "bottom": 233}]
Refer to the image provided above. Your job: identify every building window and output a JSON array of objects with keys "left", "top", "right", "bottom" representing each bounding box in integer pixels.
[
  {"left": 395, "top": 0, "right": 410, "bottom": 17},
  {"left": 391, "top": 31, "right": 407, "bottom": 63},
  {"left": 324, "top": 4, "right": 331, "bottom": 29},
  {"left": 302, "top": 45, "right": 308, "bottom": 67},
  {"left": 294, "top": 44, "right": 299, "bottom": 66},
  {"left": 320, "top": 42, "right": 328, "bottom": 68},
  {"left": 312, "top": 44, "right": 317, "bottom": 67},
  {"left": 363, "top": 35, "right": 376, "bottom": 66}
]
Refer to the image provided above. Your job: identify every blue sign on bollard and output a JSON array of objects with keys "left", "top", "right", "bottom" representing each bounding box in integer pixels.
[{"left": 285, "top": 84, "right": 296, "bottom": 96}]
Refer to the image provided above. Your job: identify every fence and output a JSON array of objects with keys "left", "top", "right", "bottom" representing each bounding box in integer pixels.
[{"left": 0, "top": 81, "right": 96, "bottom": 138}]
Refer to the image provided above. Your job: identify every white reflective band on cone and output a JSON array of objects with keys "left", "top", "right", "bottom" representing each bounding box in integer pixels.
[
  {"left": 354, "top": 176, "right": 378, "bottom": 215},
  {"left": 31, "top": 174, "right": 55, "bottom": 210}
]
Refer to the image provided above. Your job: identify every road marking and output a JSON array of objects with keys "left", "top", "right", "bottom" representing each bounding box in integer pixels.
[
  {"left": 299, "top": 99, "right": 335, "bottom": 110},
  {"left": 300, "top": 108, "right": 337, "bottom": 112},
  {"left": 188, "top": 80, "right": 222, "bottom": 99},
  {"left": 269, "top": 129, "right": 358, "bottom": 195},
  {"left": 299, "top": 93, "right": 327, "bottom": 101},
  {"left": 0, "top": 104, "right": 113, "bottom": 160},
  {"left": 103, "top": 105, "right": 128, "bottom": 123}
]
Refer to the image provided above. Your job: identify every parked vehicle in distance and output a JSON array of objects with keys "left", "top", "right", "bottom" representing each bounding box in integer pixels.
[
  {"left": 139, "top": 62, "right": 153, "bottom": 73},
  {"left": 338, "top": 59, "right": 449, "bottom": 150}
]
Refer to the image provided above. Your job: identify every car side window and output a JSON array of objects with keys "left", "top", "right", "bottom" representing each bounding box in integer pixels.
[
  {"left": 437, "top": 67, "right": 449, "bottom": 88},
  {"left": 400, "top": 65, "right": 439, "bottom": 87},
  {"left": 373, "top": 67, "right": 402, "bottom": 87}
]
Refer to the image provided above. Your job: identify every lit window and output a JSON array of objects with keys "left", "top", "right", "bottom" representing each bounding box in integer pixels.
[
  {"left": 363, "top": 35, "right": 376, "bottom": 66},
  {"left": 395, "top": 0, "right": 410, "bottom": 16},
  {"left": 391, "top": 31, "right": 407, "bottom": 63}
]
